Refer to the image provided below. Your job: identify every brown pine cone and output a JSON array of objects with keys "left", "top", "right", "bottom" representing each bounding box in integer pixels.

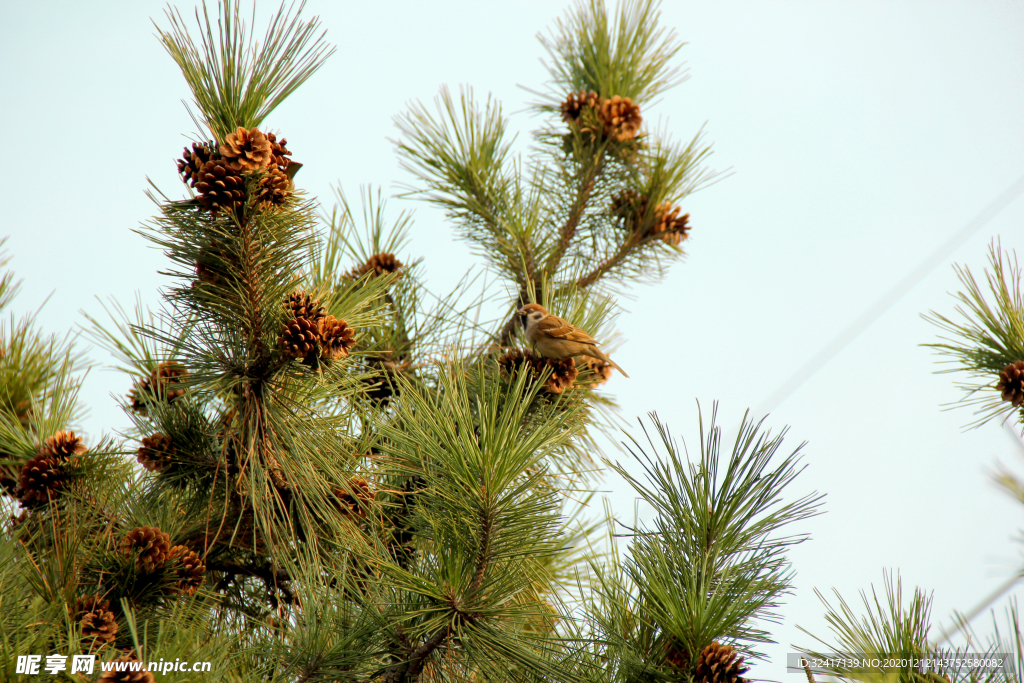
[
  {"left": 194, "top": 158, "right": 247, "bottom": 215},
  {"left": 98, "top": 654, "right": 155, "bottom": 683},
  {"left": 128, "top": 377, "right": 153, "bottom": 414},
  {"left": 121, "top": 526, "right": 172, "bottom": 573},
  {"left": 694, "top": 642, "right": 750, "bottom": 683},
  {"left": 350, "top": 252, "right": 404, "bottom": 280},
  {"left": 130, "top": 362, "right": 188, "bottom": 414},
  {"left": 598, "top": 95, "right": 642, "bottom": 142},
  {"left": 255, "top": 167, "right": 292, "bottom": 209},
  {"left": 279, "top": 316, "right": 320, "bottom": 361},
  {"left": 74, "top": 596, "right": 118, "bottom": 647},
  {"left": 155, "top": 362, "right": 187, "bottom": 398},
  {"left": 998, "top": 361, "right": 1024, "bottom": 406},
  {"left": 284, "top": 290, "right": 325, "bottom": 321},
  {"left": 220, "top": 126, "right": 273, "bottom": 171},
  {"left": 17, "top": 453, "right": 68, "bottom": 507},
  {"left": 651, "top": 202, "right": 690, "bottom": 245},
  {"left": 584, "top": 358, "right": 613, "bottom": 386},
  {"left": 610, "top": 189, "right": 648, "bottom": 219},
  {"left": 176, "top": 141, "right": 215, "bottom": 187},
  {"left": 361, "top": 355, "right": 410, "bottom": 402},
  {"left": 266, "top": 131, "right": 292, "bottom": 173},
  {"left": 664, "top": 637, "right": 690, "bottom": 670},
  {"left": 543, "top": 357, "right": 579, "bottom": 394},
  {"left": 497, "top": 348, "right": 547, "bottom": 378},
  {"left": 137, "top": 433, "right": 175, "bottom": 473},
  {"left": 42, "top": 430, "right": 87, "bottom": 460},
  {"left": 561, "top": 89, "right": 600, "bottom": 124},
  {"left": 318, "top": 316, "right": 356, "bottom": 360},
  {"left": 168, "top": 544, "right": 205, "bottom": 595},
  {"left": 332, "top": 477, "right": 374, "bottom": 518}
]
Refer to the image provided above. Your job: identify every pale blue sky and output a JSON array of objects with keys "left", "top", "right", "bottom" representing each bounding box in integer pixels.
[{"left": 3, "top": 0, "right": 1024, "bottom": 675}]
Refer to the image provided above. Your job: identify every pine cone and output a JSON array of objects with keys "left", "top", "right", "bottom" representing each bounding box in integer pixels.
[
  {"left": 598, "top": 95, "right": 642, "bottom": 142},
  {"left": 651, "top": 202, "right": 690, "bottom": 245},
  {"left": 694, "top": 642, "right": 750, "bottom": 683},
  {"left": 664, "top": 637, "right": 690, "bottom": 670},
  {"left": 129, "top": 362, "right": 188, "bottom": 414},
  {"left": 350, "top": 252, "right": 404, "bottom": 279},
  {"left": 266, "top": 131, "right": 293, "bottom": 173},
  {"left": 284, "top": 290, "right": 325, "bottom": 321},
  {"left": 176, "top": 141, "right": 215, "bottom": 187},
  {"left": 561, "top": 89, "right": 600, "bottom": 124},
  {"left": 220, "top": 126, "right": 273, "bottom": 172},
  {"left": 611, "top": 189, "right": 648, "bottom": 219},
  {"left": 42, "top": 430, "right": 87, "bottom": 460},
  {"left": 137, "top": 433, "right": 175, "bottom": 473},
  {"left": 279, "top": 316, "right": 320, "bottom": 361},
  {"left": 17, "top": 454, "right": 68, "bottom": 507},
  {"left": 74, "top": 596, "right": 118, "bottom": 647},
  {"left": 121, "top": 526, "right": 172, "bottom": 573},
  {"left": 497, "top": 348, "right": 547, "bottom": 378},
  {"left": 543, "top": 357, "right": 579, "bottom": 394},
  {"left": 194, "top": 157, "right": 247, "bottom": 215},
  {"left": 98, "top": 654, "right": 155, "bottom": 683},
  {"left": 255, "top": 167, "right": 292, "bottom": 209},
  {"left": 998, "top": 361, "right": 1024, "bottom": 406},
  {"left": 318, "top": 316, "right": 356, "bottom": 360},
  {"left": 168, "top": 545, "right": 205, "bottom": 595},
  {"left": 361, "top": 355, "right": 410, "bottom": 402},
  {"left": 332, "top": 477, "right": 374, "bottom": 518},
  {"left": 584, "top": 358, "right": 613, "bottom": 386}
]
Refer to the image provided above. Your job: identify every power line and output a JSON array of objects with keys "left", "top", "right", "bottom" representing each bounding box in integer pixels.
[{"left": 756, "top": 171, "right": 1024, "bottom": 416}]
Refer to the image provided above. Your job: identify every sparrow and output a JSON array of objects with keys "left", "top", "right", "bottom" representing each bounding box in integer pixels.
[{"left": 517, "top": 303, "right": 629, "bottom": 378}]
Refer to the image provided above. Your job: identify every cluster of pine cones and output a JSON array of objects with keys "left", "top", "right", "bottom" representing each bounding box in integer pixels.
[
  {"left": 665, "top": 640, "right": 750, "bottom": 683},
  {"left": 1, "top": 430, "right": 86, "bottom": 509},
  {"left": 278, "top": 290, "right": 356, "bottom": 365},
  {"left": 73, "top": 596, "right": 119, "bottom": 650},
  {"left": 561, "top": 89, "right": 642, "bottom": 143},
  {"left": 498, "top": 349, "right": 612, "bottom": 394},
  {"left": 176, "top": 126, "right": 297, "bottom": 216},
  {"left": 120, "top": 525, "right": 205, "bottom": 595},
  {"left": 611, "top": 189, "right": 691, "bottom": 245}
]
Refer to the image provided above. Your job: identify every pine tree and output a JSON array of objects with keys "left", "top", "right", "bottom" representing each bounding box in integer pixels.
[{"left": 0, "top": 2, "right": 826, "bottom": 682}]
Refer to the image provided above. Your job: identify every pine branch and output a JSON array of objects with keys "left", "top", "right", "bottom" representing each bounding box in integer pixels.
[
  {"left": 543, "top": 153, "right": 605, "bottom": 275},
  {"left": 574, "top": 232, "right": 639, "bottom": 289},
  {"left": 380, "top": 625, "right": 452, "bottom": 683},
  {"left": 157, "top": 0, "right": 334, "bottom": 141},
  {"left": 471, "top": 488, "right": 493, "bottom": 596}
]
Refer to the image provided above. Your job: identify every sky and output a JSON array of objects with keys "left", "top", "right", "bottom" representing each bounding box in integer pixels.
[{"left": 3, "top": 0, "right": 1024, "bottom": 676}]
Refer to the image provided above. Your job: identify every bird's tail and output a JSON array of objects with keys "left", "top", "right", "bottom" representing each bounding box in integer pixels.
[{"left": 589, "top": 348, "right": 630, "bottom": 379}]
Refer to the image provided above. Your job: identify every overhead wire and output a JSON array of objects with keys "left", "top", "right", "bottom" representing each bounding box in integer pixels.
[{"left": 756, "top": 171, "right": 1024, "bottom": 417}]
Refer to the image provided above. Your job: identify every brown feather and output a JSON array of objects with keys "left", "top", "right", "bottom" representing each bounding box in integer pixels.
[{"left": 536, "top": 315, "right": 599, "bottom": 344}]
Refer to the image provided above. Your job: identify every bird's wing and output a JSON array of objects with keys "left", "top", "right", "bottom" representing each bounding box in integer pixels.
[{"left": 538, "top": 315, "right": 599, "bottom": 345}]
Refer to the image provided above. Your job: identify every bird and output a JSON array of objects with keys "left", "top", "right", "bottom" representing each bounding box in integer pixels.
[{"left": 517, "top": 303, "right": 629, "bottom": 378}]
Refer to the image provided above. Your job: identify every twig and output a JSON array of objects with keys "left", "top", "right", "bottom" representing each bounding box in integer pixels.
[{"left": 543, "top": 153, "right": 605, "bottom": 274}]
